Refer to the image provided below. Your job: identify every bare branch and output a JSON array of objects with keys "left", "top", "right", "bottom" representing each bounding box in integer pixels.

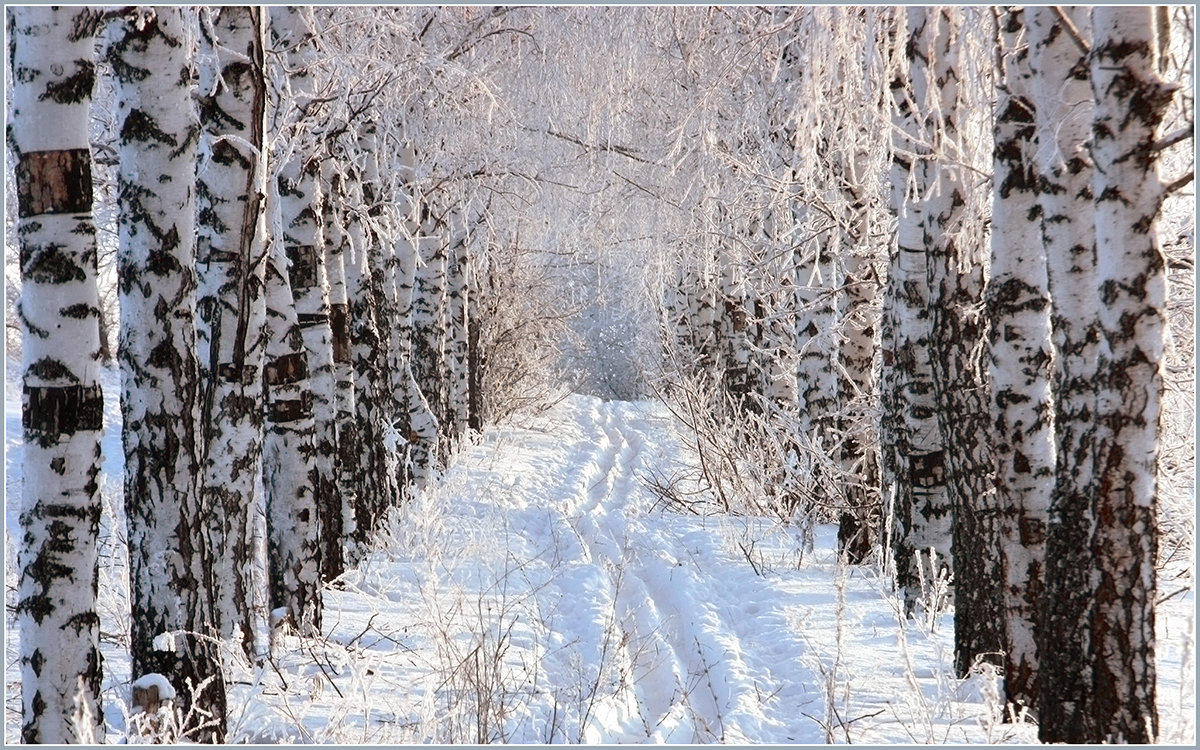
[
  {"left": 1152, "top": 126, "right": 1193, "bottom": 154},
  {"left": 1162, "top": 170, "right": 1195, "bottom": 200},
  {"left": 1052, "top": 6, "right": 1091, "bottom": 56}
]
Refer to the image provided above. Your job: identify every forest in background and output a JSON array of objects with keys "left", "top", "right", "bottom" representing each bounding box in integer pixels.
[{"left": 4, "top": 5, "right": 1195, "bottom": 745}]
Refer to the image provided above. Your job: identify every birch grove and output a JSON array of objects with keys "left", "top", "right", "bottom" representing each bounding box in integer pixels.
[{"left": 5, "top": 5, "right": 1192, "bottom": 744}]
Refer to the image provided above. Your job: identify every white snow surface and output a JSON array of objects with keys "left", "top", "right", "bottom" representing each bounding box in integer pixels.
[
  {"left": 3, "top": 362, "right": 1196, "bottom": 744},
  {"left": 131, "top": 673, "right": 177, "bottom": 702}
]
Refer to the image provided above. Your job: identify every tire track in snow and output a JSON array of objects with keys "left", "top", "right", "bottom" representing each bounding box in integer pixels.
[{"left": 553, "top": 398, "right": 766, "bottom": 743}]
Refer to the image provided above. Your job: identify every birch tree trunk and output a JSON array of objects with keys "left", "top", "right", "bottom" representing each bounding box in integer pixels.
[
  {"left": 269, "top": 5, "right": 342, "bottom": 584},
  {"left": 195, "top": 5, "right": 269, "bottom": 658},
  {"left": 413, "top": 209, "right": 449, "bottom": 459},
  {"left": 987, "top": 7, "right": 1053, "bottom": 716},
  {"left": 106, "top": 6, "right": 226, "bottom": 738},
  {"left": 1087, "top": 7, "right": 1171, "bottom": 741},
  {"left": 400, "top": 207, "right": 441, "bottom": 486},
  {"left": 446, "top": 220, "right": 473, "bottom": 442},
  {"left": 718, "top": 258, "right": 752, "bottom": 410},
  {"left": 344, "top": 161, "right": 397, "bottom": 549},
  {"left": 322, "top": 159, "right": 359, "bottom": 559},
  {"left": 261, "top": 231, "right": 322, "bottom": 635},
  {"left": 793, "top": 229, "right": 838, "bottom": 509},
  {"left": 835, "top": 182, "right": 882, "bottom": 563},
  {"left": 1028, "top": 7, "right": 1102, "bottom": 740},
  {"left": 10, "top": 6, "right": 106, "bottom": 742},
  {"left": 917, "top": 7, "right": 1005, "bottom": 678},
  {"left": 885, "top": 6, "right": 954, "bottom": 614}
]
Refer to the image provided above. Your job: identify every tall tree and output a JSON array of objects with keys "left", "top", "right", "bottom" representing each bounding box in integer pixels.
[
  {"left": 445, "top": 218, "right": 473, "bottom": 442},
  {"left": 9, "top": 6, "right": 106, "bottom": 742},
  {"left": 321, "top": 157, "right": 360, "bottom": 556},
  {"left": 105, "top": 5, "right": 227, "bottom": 738},
  {"left": 343, "top": 153, "right": 396, "bottom": 550},
  {"left": 1086, "top": 6, "right": 1172, "bottom": 742},
  {"left": 261, "top": 4, "right": 325, "bottom": 633},
  {"left": 261, "top": 228, "right": 323, "bottom": 635},
  {"left": 269, "top": 5, "right": 343, "bottom": 584},
  {"left": 1028, "top": 6, "right": 1103, "bottom": 741},
  {"left": 884, "top": 6, "right": 954, "bottom": 614},
  {"left": 987, "top": 7, "right": 1053, "bottom": 717},
  {"left": 917, "top": 7, "right": 1005, "bottom": 677},
  {"left": 194, "top": 5, "right": 270, "bottom": 657},
  {"left": 412, "top": 205, "right": 450, "bottom": 458}
]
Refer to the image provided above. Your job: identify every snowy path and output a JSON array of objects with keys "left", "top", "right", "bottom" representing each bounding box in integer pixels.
[
  {"left": 542, "top": 399, "right": 781, "bottom": 742},
  {"left": 340, "top": 394, "right": 830, "bottom": 744}
]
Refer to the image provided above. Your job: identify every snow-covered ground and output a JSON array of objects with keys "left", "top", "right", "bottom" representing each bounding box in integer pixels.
[{"left": 4, "top": 362, "right": 1196, "bottom": 743}]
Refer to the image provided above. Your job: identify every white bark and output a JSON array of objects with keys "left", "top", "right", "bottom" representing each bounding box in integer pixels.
[
  {"left": 321, "top": 157, "right": 359, "bottom": 552},
  {"left": 1027, "top": 7, "right": 1102, "bottom": 740},
  {"left": 446, "top": 219, "right": 473, "bottom": 440},
  {"left": 269, "top": 4, "right": 342, "bottom": 583},
  {"left": 107, "top": 6, "right": 227, "bottom": 736},
  {"left": 885, "top": 6, "right": 953, "bottom": 612}
]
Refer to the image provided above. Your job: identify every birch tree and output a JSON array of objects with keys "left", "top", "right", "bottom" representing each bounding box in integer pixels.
[
  {"left": 987, "top": 7, "right": 1053, "bottom": 716},
  {"left": 884, "top": 6, "right": 953, "bottom": 614},
  {"left": 1028, "top": 7, "right": 1103, "bottom": 739},
  {"left": 9, "top": 6, "right": 106, "bottom": 742},
  {"left": 321, "top": 157, "right": 359, "bottom": 558},
  {"left": 261, "top": 228, "right": 322, "bottom": 634},
  {"left": 1086, "top": 6, "right": 1173, "bottom": 741},
  {"left": 917, "top": 7, "right": 1005, "bottom": 677},
  {"left": 343, "top": 151, "right": 397, "bottom": 549},
  {"left": 269, "top": 5, "right": 343, "bottom": 584},
  {"left": 194, "top": 5, "right": 269, "bottom": 656},
  {"left": 105, "top": 5, "right": 226, "bottom": 737}
]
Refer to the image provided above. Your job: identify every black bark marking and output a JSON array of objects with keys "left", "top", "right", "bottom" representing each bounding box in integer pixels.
[
  {"left": 296, "top": 312, "right": 327, "bottom": 329},
  {"left": 38, "top": 59, "right": 95, "bottom": 105},
  {"left": 330, "top": 303, "right": 351, "bottom": 363},
  {"left": 119, "top": 107, "right": 177, "bottom": 148},
  {"left": 23, "top": 384, "right": 104, "bottom": 445},
  {"left": 268, "top": 394, "right": 314, "bottom": 423},
  {"left": 26, "top": 357, "right": 80, "bottom": 383},
  {"left": 264, "top": 352, "right": 308, "bottom": 387},
  {"left": 286, "top": 245, "right": 318, "bottom": 290},
  {"left": 59, "top": 303, "right": 98, "bottom": 320},
  {"left": 17, "top": 149, "right": 93, "bottom": 217}
]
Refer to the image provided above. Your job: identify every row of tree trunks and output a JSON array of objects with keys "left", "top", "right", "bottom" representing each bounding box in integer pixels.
[
  {"left": 879, "top": 6, "right": 1171, "bottom": 742},
  {"left": 8, "top": 5, "right": 493, "bottom": 743}
]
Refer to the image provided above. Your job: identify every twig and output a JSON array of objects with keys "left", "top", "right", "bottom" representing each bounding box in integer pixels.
[
  {"left": 1162, "top": 170, "right": 1194, "bottom": 200},
  {"left": 306, "top": 643, "right": 346, "bottom": 698},
  {"left": 1051, "top": 6, "right": 1091, "bottom": 56}
]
